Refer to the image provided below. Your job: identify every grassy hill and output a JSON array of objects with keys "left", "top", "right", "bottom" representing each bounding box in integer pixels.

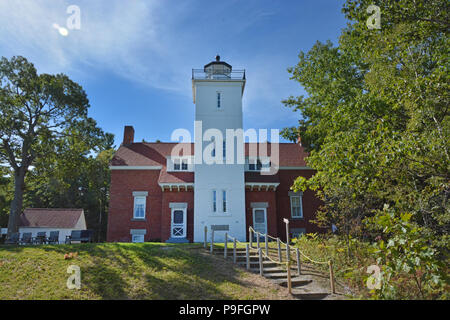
[{"left": 0, "top": 242, "right": 293, "bottom": 300}]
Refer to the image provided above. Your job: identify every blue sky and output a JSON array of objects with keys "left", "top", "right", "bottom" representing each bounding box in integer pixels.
[{"left": 0, "top": 0, "right": 347, "bottom": 146}]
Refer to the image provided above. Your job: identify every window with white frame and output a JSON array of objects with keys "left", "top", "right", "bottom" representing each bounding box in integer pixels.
[
  {"left": 132, "top": 234, "right": 144, "bottom": 243},
  {"left": 181, "top": 159, "right": 188, "bottom": 170},
  {"left": 173, "top": 158, "right": 188, "bottom": 171},
  {"left": 133, "top": 196, "right": 146, "bottom": 219},
  {"left": 248, "top": 159, "right": 262, "bottom": 171},
  {"left": 174, "top": 158, "right": 181, "bottom": 170},
  {"left": 222, "top": 190, "right": 227, "bottom": 213},
  {"left": 212, "top": 190, "right": 217, "bottom": 212},
  {"left": 290, "top": 195, "right": 303, "bottom": 219}
]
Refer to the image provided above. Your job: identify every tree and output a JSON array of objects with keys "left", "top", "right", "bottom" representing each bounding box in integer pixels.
[
  {"left": 0, "top": 165, "right": 12, "bottom": 228},
  {"left": 0, "top": 56, "right": 112, "bottom": 234},
  {"left": 24, "top": 145, "right": 114, "bottom": 242},
  {"left": 282, "top": 0, "right": 449, "bottom": 245}
]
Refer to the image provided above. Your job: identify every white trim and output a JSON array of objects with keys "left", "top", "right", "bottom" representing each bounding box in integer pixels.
[
  {"left": 245, "top": 182, "right": 279, "bottom": 191},
  {"left": 290, "top": 194, "right": 303, "bottom": 219},
  {"left": 245, "top": 183, "right": 279, "bottom": 187},
  {"left": 132, "top": 191, "right": 148, "bottom": 197},
  {"left": 250, "top": 202, "right": 269, "bottom": 208},
  {"left": 159, "top": 183, "right": 194, "bottom": 192},
  {"left": 130, "top": 229, "right": 147, "bottom": 235},
  {"left": 166, "top": 156, "right": 194, "bottom": 172},
  {"left": 110, "top": 166, "right": 162, "bottom": 170},
  {"left": 133, "top": 194, "right": 147, "bottom": 219},
  {"left": 171, "top": 207, "right": 187, "bottom": 238},
  {"left": 252, "top": 208, "right": 267, "bottom": 235},
  {"left": 169, "top": 202, "right": 188, "bottom": 209}
]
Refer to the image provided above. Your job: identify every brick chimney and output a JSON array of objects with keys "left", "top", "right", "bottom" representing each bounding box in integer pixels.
[{"left": 123, "top": 126, "right": 135, "bottom": 145}]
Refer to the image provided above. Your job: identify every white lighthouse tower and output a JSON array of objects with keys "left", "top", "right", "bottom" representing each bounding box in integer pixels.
[{"left": 192, "top": 56, "right": 247, "bottom": 242}]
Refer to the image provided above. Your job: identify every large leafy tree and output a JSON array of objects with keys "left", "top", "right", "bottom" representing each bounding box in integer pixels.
[
  {"left": 0, "top": 56, "right": 112, "bottom": 234},
  {"left": 0, "top": 166, "right": 11, "bottom": 228},
  {"left": 282, "top": 0, "right": 449, "bottom": 247}
]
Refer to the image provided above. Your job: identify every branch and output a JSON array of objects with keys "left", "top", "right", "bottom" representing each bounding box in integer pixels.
[{"left": 2, "top": 140, "right": 18, "bottom": 171}]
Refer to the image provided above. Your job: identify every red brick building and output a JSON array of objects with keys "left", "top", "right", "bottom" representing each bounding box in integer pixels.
[
  {"left": 106, "top": 57, "right": 323, "bottom": 243},
  {"left": 106, "top": 127, "right": 322, "bottom": 243}
]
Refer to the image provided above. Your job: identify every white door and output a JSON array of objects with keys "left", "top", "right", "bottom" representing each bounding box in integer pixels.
[
  {"left": 171, "top": 208, "right": 187, "bottom": 238},
  {"left": 252, "top": 208, "right": 267, "bottom": 238}
]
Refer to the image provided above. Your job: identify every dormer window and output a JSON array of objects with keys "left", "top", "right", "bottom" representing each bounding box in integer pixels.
[
  {"left": 248, "top": 159, "right": 262, "bottom": 171},
  {"left": 173, "top": 158, "right": 188, "bottom": 171},
  {"left": 247, "top": 158, "right": 271, "bottom": 172}
]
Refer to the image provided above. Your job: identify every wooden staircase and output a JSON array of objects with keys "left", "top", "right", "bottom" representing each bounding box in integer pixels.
[{"left": 210, "top": 247, "right": 332, "bottom": 300}]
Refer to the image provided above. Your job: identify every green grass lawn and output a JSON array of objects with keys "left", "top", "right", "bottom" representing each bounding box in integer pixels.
[{"left": 0, "top": 242, "right": 293, "bottom": 300}]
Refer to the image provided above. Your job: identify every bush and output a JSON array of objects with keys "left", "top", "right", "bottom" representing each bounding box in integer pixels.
[{"left": 366, "top": 208, "right": 449, "bottom": 299}]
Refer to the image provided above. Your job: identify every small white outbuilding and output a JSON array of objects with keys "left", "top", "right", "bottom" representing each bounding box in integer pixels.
[{"left": 19, "top": 208, "right": 87, "bottom": 244}]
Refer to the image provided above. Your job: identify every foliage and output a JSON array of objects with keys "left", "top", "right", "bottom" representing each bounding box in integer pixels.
[
  {"left": 292, "top": 233, "right": 374, "bottom": 298},
  {"left": 366, "top": 208, "right": 448, "bottom": 299},
  {"left": 0, "top": 56, "right": 113, "bottom": 234},
  {"left": 24, "top": 148, "right": 114, "bottom": 241},
  {"left": 282, "top": 0, "right": 449, "bottom": 299}
]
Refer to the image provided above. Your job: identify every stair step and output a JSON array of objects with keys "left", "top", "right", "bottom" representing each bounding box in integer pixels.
[
  {"left": 237, "top": 261, "right": 278, "bottom": 268},
  {"left": 263, "top": 272, "right": 290, "bottom": 279},
  {"left": 213, "top": 252, "right": 254, "bottom": 258},
  {"left": 234, "top": 256, "right": 259, "bottom": 261},
  {"left": 290, "top": 289, "right": 329, "bottom": 300},
  {"left": 211, "top": 247, "right": 246, "bottom": 252},
  {"left": 271, "top": 277, "right": 313, "bottom": 287},
  {"left": 257, "top": 267, "right": 285, "bottom": 274}
]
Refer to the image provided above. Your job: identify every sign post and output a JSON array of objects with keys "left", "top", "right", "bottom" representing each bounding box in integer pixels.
[{"left": 283, "top": 218, "right": 290, "bottom": 263}]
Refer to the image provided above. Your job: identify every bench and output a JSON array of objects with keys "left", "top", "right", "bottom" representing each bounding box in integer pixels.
[
  {"left": 20, "top": 232, "right": 33, "bottom": 245},
  {"left": 34, "top": 231, "right": 47, "bottom": 244},
  {"left": 65, "top": 230, "right": 93, "bottom": 244},
  {"left": 47, "top": 231, "right": 60, "bottom": 244}
]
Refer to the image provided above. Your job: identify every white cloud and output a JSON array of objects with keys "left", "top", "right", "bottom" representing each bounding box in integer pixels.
[{"left": 0, "top": 0, "right": 304, "bottom": 129}]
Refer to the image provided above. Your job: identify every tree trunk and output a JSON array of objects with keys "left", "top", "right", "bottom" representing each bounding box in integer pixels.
[{"left": 7, "top": 168, "right": 26, "bottom": 235}]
